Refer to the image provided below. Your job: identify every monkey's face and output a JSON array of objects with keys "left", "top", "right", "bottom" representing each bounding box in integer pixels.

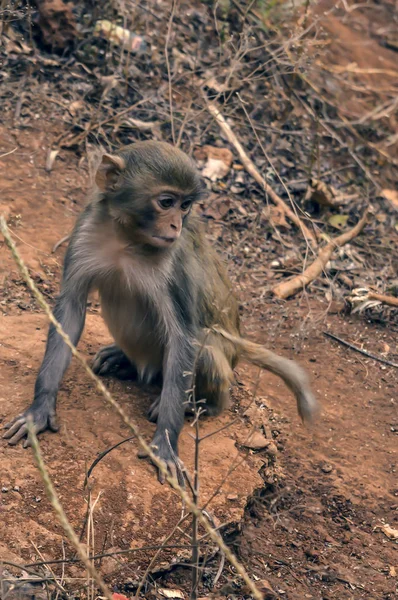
[
  {"left": 142, "top": 191, "right": 192, "bottom": 248},
  {"left": 95, "top": 142, "right": 206, "bottom": 248}
]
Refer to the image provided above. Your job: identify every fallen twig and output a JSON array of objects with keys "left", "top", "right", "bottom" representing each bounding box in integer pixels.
[
  {"left": 323, "top": 332, "right": 398, "bottom": 369},
  {"left": 367, "top": 291, "right": 398, "bottom": 308},
  {"left": 84, "top": 435, "right": 135, "bottom": 486},
  {"left": 0, "top": 147, "right": 17, "bottom": 159},
  {"left": 272, "top": 209, "right": 369, "bottom": 299},
  {"left": 348, "top": 287, "right": 398, "bottom": 313},
  {"left": 52, "top": 233, "right": 71, "bottom": 253},
  {"left": 205, "top": 101, "right": 318, "bottom": 248}
]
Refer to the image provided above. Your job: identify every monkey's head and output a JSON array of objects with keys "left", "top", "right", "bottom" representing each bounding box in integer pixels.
[{"left": 95, "top": 141, "right": 205, "bottom": 249}]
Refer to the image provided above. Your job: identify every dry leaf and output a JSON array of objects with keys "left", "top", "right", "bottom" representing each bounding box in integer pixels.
[
  {"left": 203, "top": 195, "right": 231, "bottom": 220},
  {"left": 69, "top": 99, "right": 85, "bottom": 116},
  {"left": 202, "top": 158, "right": 230, "bottom": 181},
  {"left": 195, "top": 145, "right": 233, "bottom": 167},
  {"left": 382, "top": 189, "right": 398, "bottom": 210},
  {"left": 158, "top": 589, "right": 184, "bottom": 599},
  {"left": 328, "top": 214, "right": 349, "bottom": 229},
  {"left": 94, "top": 20, "right": 145, "bottom": 53},
  {"left": 309, "top": 178, "right": 340, "bottom": 207},
  {"left": 241, "top": 430, "right": 271, "bottom": 450},
  {"left": 377, "top": 523, "right": 398, "bottom": 540},
  {"left": 261, "top": 206, "right": 291, "bottom": 229}
]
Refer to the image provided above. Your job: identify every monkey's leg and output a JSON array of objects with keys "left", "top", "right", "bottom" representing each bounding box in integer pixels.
[
  {"left": 147, "top": 392, "right": 191, "bottom": 423},
  {"left": 195, "top": 336, "right": 235, "bottom": 416},
  {"left": 92, "top": 344, "right": 137, "bottom": 379}
]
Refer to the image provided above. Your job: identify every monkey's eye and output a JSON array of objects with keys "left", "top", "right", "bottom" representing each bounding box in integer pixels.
[
  {"left": 158, "top": 196, "right": 174, "bottom": 209},
  {"left": 180, "top": 201, "right": 191, "bottom": 212}
]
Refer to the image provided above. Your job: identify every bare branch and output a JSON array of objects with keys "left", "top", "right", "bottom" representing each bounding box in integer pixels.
[
  {"left": 205, "top": 99, "right": 318, "bottom": 248},
  {"left": 272, "top": 209, "right": 369, "bottom": 299}
]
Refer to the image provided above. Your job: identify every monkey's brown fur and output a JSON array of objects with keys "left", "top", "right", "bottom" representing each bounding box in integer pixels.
[{"left": 3, "top": 141, "right": 317, "bottom": 481}]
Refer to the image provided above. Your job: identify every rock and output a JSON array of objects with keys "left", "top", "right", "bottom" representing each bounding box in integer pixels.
[
  {"left": 320, "top": 463, "right": 333, "bottom": 474},
  {"left": 240, "top": 430, "right": 272, "bottom": 451},
  {"left": 227, "top": 494, "right": 238, "bottom": 501}
]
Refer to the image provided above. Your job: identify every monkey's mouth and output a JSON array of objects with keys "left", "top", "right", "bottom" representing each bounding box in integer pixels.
[{"left": 151, "top": 235, "right": 177, "bottom": 247}]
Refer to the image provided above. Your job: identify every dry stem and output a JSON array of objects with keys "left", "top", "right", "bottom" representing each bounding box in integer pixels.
[
  {"left": 272, "top": 209, "right": 369, "bottom": 299},
  {"left": 27, "top": 422, "right": 113, "bottom": 600},
  {"left": 368, "top": 292, "right": 398, "bottom": 308},
  {"left": 205, "top": 100, "right": 318, "bottom": 248}
]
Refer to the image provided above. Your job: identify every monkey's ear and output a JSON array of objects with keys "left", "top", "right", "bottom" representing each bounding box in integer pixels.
[{"left": 95, "top": 154, "right": 126, "bottom": 191}]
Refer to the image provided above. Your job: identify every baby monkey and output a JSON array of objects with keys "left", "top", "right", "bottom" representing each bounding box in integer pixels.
[{"left": 3, "top": 141, "right": 317, "bottom": 482}]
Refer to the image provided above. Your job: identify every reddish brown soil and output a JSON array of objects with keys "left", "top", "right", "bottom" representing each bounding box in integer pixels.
[{"left": 1, "top": 119, "right": 397, "bottom": 600}]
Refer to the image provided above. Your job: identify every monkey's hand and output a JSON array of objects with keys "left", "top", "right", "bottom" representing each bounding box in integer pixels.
[
  {"left": 138, "top": 432, "right": 184, "bottom": 486},
  {"left": 3, "top": 401, "right": 59, "bottom": 448}
]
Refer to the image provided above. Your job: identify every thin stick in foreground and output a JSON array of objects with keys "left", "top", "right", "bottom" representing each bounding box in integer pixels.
[
  {"left": 27, "top": 421, "right": 113, "bottom": 600},
  {"left": 206, "top": 101, "right": 318, "bottom": 248},
  {"left": 272, "top": 209, "right": 369, "bottom": 299}
]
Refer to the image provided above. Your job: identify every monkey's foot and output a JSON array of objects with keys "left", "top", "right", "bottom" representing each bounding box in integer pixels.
[
  {"left": 92, "top": 344, "right": 137, "bottom": 379},
  {"left": 3, "top": 404, "right": 59, "bottom": 448},
  {"left": 137, "top": 435, "right": 184, "bottom": 485}
]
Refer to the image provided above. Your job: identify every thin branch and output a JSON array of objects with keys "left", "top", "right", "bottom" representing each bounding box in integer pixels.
[
  {"left": 165, "top": 0, "right": 177, "bottom": 144},
  {"left": 368, "top": 292, "right": 398, "bottom": 308},
  {"left": 84, "top": 435, "right": 135, "bottom": 486},
  {"left": 0, "top": 147, "right": 17, "bottom": 159},
  {"left": 27, "top": 421, "right": 113, "bottom": 600},
  {"left": 324, "top": 332, "right": 398, "bottom": 369},
  {"left": 272, "top": 209, "right": 369, "bottom": 299},
  {"left": 205, "top": 99, "right": 318, "bottom": 248}
]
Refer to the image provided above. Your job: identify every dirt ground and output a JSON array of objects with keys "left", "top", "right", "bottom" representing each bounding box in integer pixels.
[
  {"left": 1, "top": 0, "right": 398, "bottom": 598},
  {"left": 0, "top": 122, "right": 397, "bottom": 599}
]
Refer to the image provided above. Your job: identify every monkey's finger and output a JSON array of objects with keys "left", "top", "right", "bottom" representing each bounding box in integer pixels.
[
  {"left": 6, "top": 422, "right": 29, "bottom": 445},
  {"left": 147, "top": 398, "right": 160, "bottom": 423},
  {"left": 23, "top": 436, "right": 33, "bottom": 449},
  {"left": 2, "top": 415, "right": 24, "bottom": 431},
  {"left": 97, "top": 360, "right": 118, "bottom": 376},
  {"left": 137, "top": 447, "right": 149, "bottom": 459},
  {"left": 168, "top": 462, "right": 178, "bottom": 484},
  {"left": 92, "top": 345, "right": 123, "bottom": 373},
  {"left": 3, "top": 418, "right": 27, "bottom": 440}
]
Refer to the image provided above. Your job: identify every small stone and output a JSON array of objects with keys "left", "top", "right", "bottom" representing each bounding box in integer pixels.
[
  {"left": 242, "top": 431, "right": 270, "bottom": 450},
  {"left": 320, "top": 463, "right": 333, "bottom": 474},
  {"left": 35, "top": 496, "right": 42, "bottom": 502},
  {"left": 227, "top": 494, "right": 238, "bottom": 501},
  {"left": 2, "top": 487, "right": 9, "bottom": 493},
  {"left": 13, "top": 486, "right": 20, "bottom": 492}
]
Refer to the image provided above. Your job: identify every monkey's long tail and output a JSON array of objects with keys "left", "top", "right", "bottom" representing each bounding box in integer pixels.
[{"left": 213, "top": 327, "right": 318, "bottom": 423}]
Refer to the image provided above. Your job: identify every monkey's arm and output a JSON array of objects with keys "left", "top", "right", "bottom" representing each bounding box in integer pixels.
[
  {"left": 149, "top": 331, "right": 195, "bottom": 482},
  {"left": 3, "top": 240, "right": 90, "bottom": 447}
]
